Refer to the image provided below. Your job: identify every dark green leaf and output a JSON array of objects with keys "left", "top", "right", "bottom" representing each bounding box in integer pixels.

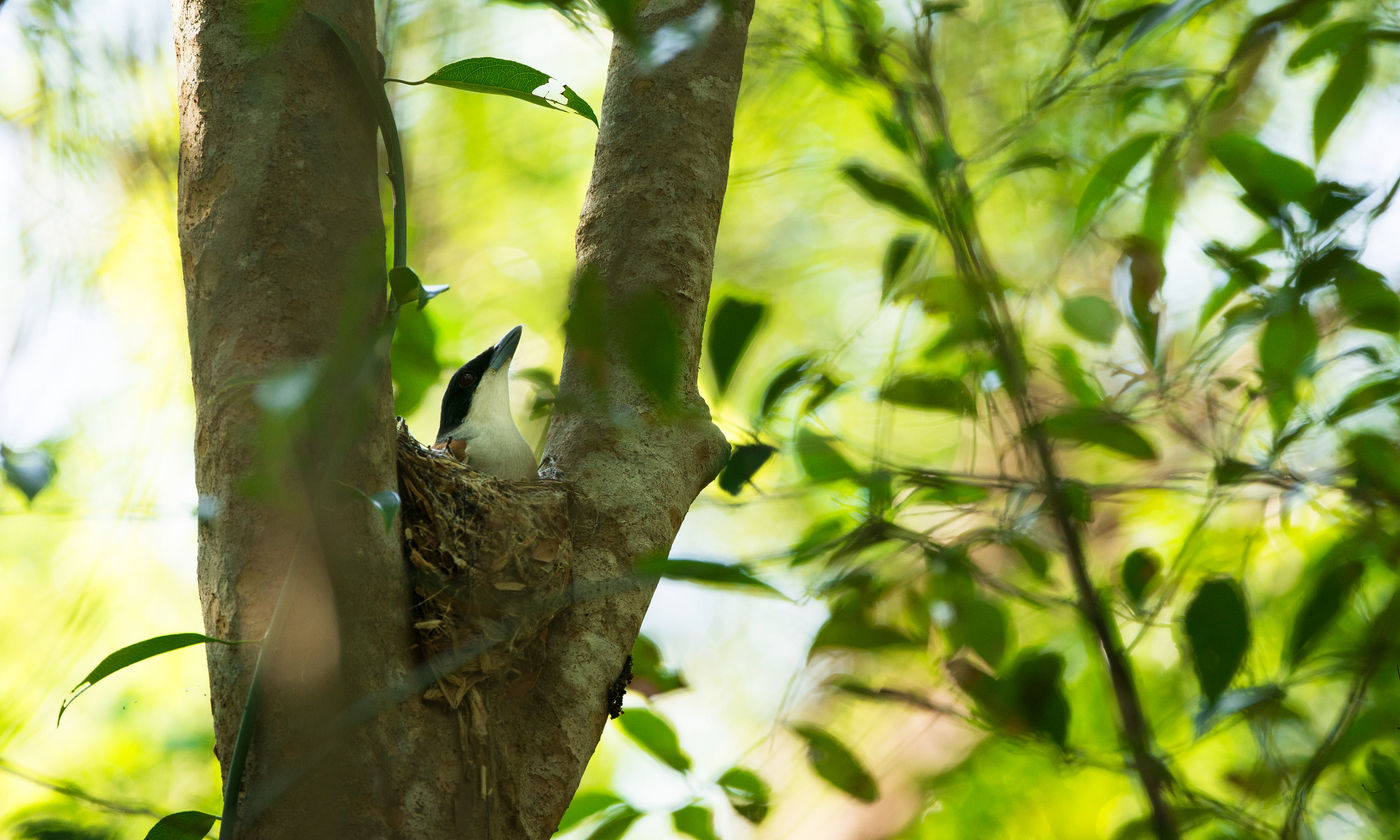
[
  {"left": 1183, "top": 577, "right": 1251, "bottom": 704},
  {"left": 1305, "top": 181, "right": 1368, "bottom": 229},
  {"left": 811, "top": 612, "right": 917, "bottom": 654},
  {"left": 1121, "top": 548, "right": 1161, "bottom": 608},
  {"left": 619, "top": 290, "right": 681, "bottom": 406},
  {"left": 1366, "top": 751, "right": 1400, "bottom": 814},
  {"left": 1335, "top": 264, "right": 1400, "bottom": 333},
  {"left": 882, "top": 234, "right": 921, "bottom": 301},
  {"left": 390, "top": 306, "right": 441, "bottom": 416},
  {"left": 879, "top": 375, "right": 974, "bottom": 414},
  {"left": 1210, "top": 134, "right": 1316, "bottom": 207},
  {"left": 582, "top": 805, "right": 641, "bottom": 840},
  {"left": 1008, "top": 650, "right": 1070, "bottom": 746},
  {"left": 718, "top": 443, "right": 775, "bottom": 495},
  {"left": 388, "top": 265, "right": 423, "bottom": 307},
  {"left": 634, "top": 557, "right": 781, "bottom": 596},
  {"left": 1287, "top": 558, "right": 1363, "bottom": 665},
  {"left": 708, "top": 297, "right": 766, "bottom": 395},
  {"left": 671, "top": 805, "right": 718, "bottom": 840},
  {"left": 1056, "top": 478, "right": 1094, "bottom": 523},
  {"left": 144, "top": 811, "right": 217, "bottom": 840},
  {"left": 997, "top": 151, "right": 1062, "bottom": 177},
  {"left": 1314, "top": 43, "right": 1369, "bottom": 157},
  {"left": 946, "top": 655, "right": 1007, "bottom": 718},
  {"left": 1062, "top": 295, "right": 1121, "bottom": 344},
  {"left": 718, "top": 767, "right": 770, "bottom": 824},
  {"left": 630, "top": 634, "right": 686, "bottom": 696},
  {"left": 1350, "top": 432, "right": 1400, "bottom": 501},
  {"left": 1041, "top": 408, "right": 1157, "bottom": 460},
  {"left": 1, "top": 446, "right": 56, "bottom": 503},
  {"left": 557, "top": 792, "right": 624, "bottom": 833},
  {"left": 1074, "top": 133, "right": 1162, "bottom": 234},
  {"left": 942, "top": 595, "right": 1009, "bottom": 666},
  {"left": 795, "top": 427, "right": 860, "bottom": 483},
  {"left": 789, "top": 724, "right": 880, "bottom": 802},
  {"left": 617, "top": 708, "right": 691, "bottom": 772},
  {"left": 907, "top": 474, "right": 988, "bottom": 506},
  {"left": 61, "top": 633, "right": 245, "bottom": 725},
  {"left": 1287, "top": 19, "right": 1368, "bottom": 69},
  {"left": 758, "top": 357, "right": 812, "bottom": 420},
  {"left": 1212, "top": 458, "right": 1254, "bottom": 485},
  {"left": 398, "top": 57, "right": 598, "bottom": 125},
  {"left": 1259, "top": 304, "right": 1317, "bottom": 429},
  {"left": 1328, "top": 377, "right": 1400, "bottom": 424},
  {"left": 841, "top": 162, "right": 940, "bottom": 224},
  {"left": 1193, "top": 684, "right": 1284, "bottom": 737},
  {"left": 369, "top": 490, "right": 399, "bottom": 533}
]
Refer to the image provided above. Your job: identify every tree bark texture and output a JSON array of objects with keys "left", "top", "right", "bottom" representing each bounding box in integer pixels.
[{"left": 175, "top": 0, "right": 752, "bottom": 834}]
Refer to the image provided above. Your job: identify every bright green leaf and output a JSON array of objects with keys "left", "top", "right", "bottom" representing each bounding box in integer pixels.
[
  {"left": 617, "top": 708, "right": 692, "bottom": 773},
  {"left": 1074, "top": 133, "right": 1162, "bottom": 234},
  {"left": 1041, "top": 408, "right": 1157, "bottom": 460},
  {"left": 582, "top": 805, "right": 641, "bottom": 840},
  {"left": 1062, "top": 295, "right": 1121, "bottom": 343},
  {"left": 1287, "top": 19, "right": 1368, "bottom": 70},
  {"left": 557, "top": 792, "right": 624, "bottom": 834},
  {"left": 61, "top": 633, "right": 246, "bottom": 725},
  {"left": 671, "top": 804, "right": 719, "bottom": 840},
  {"left": 395, "top": 57, "right": 598, "bottom": 125},
  {"left": 1314, "top": 43, "right": 1369, "bottom": 157},
  {"left": 718, "top": 767, "right": 770, "bottom": 824}
]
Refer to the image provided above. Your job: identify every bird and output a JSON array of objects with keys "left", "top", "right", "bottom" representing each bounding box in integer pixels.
[{"left": 432, "top": 325, "right": 538, "bottom": 480}]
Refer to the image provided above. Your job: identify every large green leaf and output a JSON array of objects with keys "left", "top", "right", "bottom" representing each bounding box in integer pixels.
[
  {"left": 60, "top": 633, "right": 246, "bottom": 725},
  {"left": 1074, "top": 133, "right": 1162, "bottom": 234},
  {"left": 841, "top": 162, "right": 940, "bottom": 224},
  {"left": 1062, "top": 294, "right": 1121, "bottom": 344},
  {"left": 617, "top": 707, "right": 692, "bottom": 772},
  {"left": 707, "top": 297, "right": 766, "bottom": 396},
  {"left": 879, "top": 375, "right": 975, "bottom": 414},
  {"left": 144, "top": 811, "right": 217, "bottom": 840},
  {"left": 557, "top": 792, "right": 625, "bottom": 834},
  {"left": 1314, "top": 42, "right": 1369, "bottom": 157},
  {"left": 395, "top": 57, "right": 598, "bottom": 125},
  {"left": 1183, "top": 577, "right": 1251, "bottom": 703},
  {"left": 1040, "top": 408, "right": 1157, "bottom": 461},
  {"left": 790, "top": 724, "right": 879, "bottom": 802},
  {"left": 1209, "top": 134, "right": 1316, "bottom": 208},
  {"left": 717, "top": 443, "right": 775, "bottom": 495},
  {"left": 717, "top": 767, "right": 770, "bottom": 824}
]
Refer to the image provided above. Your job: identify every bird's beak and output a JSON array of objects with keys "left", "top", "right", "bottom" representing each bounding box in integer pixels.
[{"left": 489, "top": 325, "right": 523, "bottom": 372}]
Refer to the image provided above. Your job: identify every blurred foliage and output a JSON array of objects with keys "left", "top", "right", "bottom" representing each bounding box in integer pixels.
[{"left": 9, "top": 0, "right": 1400, "bottom": 836}]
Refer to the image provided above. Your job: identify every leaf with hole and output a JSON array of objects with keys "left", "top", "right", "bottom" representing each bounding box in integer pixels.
[
  {"left": 708, "top": 297, "right": 766, "bottom": 396},
  {"left": 396, "top": 57, "right": 597, "bottom": 125},
  {"left": 1182, "top": 577, "right": 1250, "bottom": 704},
  {"left": 790, "top": 724, "right": 879, "bottom": 802}
]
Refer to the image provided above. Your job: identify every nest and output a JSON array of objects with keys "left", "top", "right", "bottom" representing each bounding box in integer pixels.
[{"left": 394, "top": 420, "right": 573, "bottom": 708}]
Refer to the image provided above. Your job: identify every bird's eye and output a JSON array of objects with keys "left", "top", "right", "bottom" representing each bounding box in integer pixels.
[{"left": 459, "top": 373, "right": 475, "bottom": 387}]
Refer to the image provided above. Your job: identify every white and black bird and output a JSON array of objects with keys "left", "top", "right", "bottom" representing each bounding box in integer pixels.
[{"left": 433, "top": 325, "right": 538, "bottom": 480}]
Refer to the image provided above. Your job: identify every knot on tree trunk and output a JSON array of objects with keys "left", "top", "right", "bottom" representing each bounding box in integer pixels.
[{"left": 394, "top": 420, "right": 574, "bottom": 709}]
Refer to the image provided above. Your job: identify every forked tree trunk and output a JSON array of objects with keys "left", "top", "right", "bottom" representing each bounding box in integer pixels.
[{"left": 175, "top": 0, "right": 752, "bottom": 836}]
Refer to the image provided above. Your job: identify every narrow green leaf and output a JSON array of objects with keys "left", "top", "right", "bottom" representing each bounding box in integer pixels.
[
  {"left": 144, "top": 811, "right": 218, "bottom": 840},
  {"left": 1121, "top": 548, "right": 1161, "bottom": 608},
  {"left": 390, "top": 306, "right": 441, "bottom": 416},
  {"left": 758, "top": 357, "right": 812, "bottom": 420},
  {"left": 879, "top": 375, "right": 975, "bottom": 414},
  {"left": 634, "top": 557, "right": 781, "bottom": 596},
  {"left": 671, "top": 804, "right": 719, "bottom": 840},
  {"left": 1051, "top": 345, "right": 1102, "bottom": 406},
  {"left": 582, "top": 805, "right": 641, "bottom": 840},
  {"left": 396, "top": 57, "right": 598, "bottom": 125},
  {"left": 1258, "top": 304, "right": 1317, "bottom": 430},
  {"left": 1183, "top": 577, "right": 1251, "bottom": 704},
  {"left": 717, "top": 443, "right": 775, "bottom": 495},
  {"left": 1124, "top": 0, "right": 1214, "bottom": 49},
  {"left": 718, "top": 767, "right": 770, "bottom": 824},
  {"left": 1193, "top": 684, "right": 1284, "bottom": 737},
  {"left": 1040, "top": 408, "right": 1157, "bottom": 460},
  {"left": 617, "top": 708, "right": 692, "bottom": 772},
  {"left": 1287, "top": 19, "right": 1368, "bottom": 70},
  {"left": 1062, "top": 295, "right": 1121, "bottom": 344},
  {"left": 1287, "top": 559, "right": 1363, "bottom": 665},
  {"left": 1328, "top": 378, "right": 1400, "bottom": 424},
  {"left": 1314, "top": 43, "right": 1369, "bottom": 157},
  {"left": 1073, "top": 133, "right": 1162, "bottom": 234},
  {"left": 789, "top": 724, "right": 880, "bottom": 802},
  {"left": 1210, "top": 134, "right": 1316, "bottom": 207},
  {"left": 61, "top": 634, "right": 246, "bottom": 725},
  {"left": 1, "top": 446, "right": 56, "bottom": 503},
  {"left": 707, "top": 297, "right": 766, "bottom": 395},
  {"left": 841, "top": 162, "right": 940, "bottom": 224},
  {"left": 369, "top": 490, "right": 400, "bottom": 533},
  {"left": 557, "top": 792, "right": 624, "bottom": 834},
  {"left": 795, "top": 427, "right": 860, "bottom": 483},
  {"left": 882, "top": 234, "right": 921, "bottom": 301}
]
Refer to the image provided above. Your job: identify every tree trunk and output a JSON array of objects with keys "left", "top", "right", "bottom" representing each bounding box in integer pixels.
[{"left": 174, "top": 0, "right": 752, "bottom": 835}]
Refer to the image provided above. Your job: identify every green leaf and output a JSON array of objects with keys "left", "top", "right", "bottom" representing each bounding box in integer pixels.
[
  {"left": 390, "top": 306, "right": 441, "bottom": 416},
  {"left": 708, "top": 297, "right": 766, "bottom": 395},
  {"left": 630, "top": 634, "right": 686, "bottom": 696},
  {"left": 1122, "top": 237, "right": 1164, "bottom": 363},
  {"left": 1209, "top": 134, "right": 1317, "bottom": 208},
  {"left": 634, "top": 557, "right": 781, "bottom": 596},
  {"left": 671, "top": 805, "right": 719, "bottom": 840},
  {"left": 1335, "top": 264, "right": 1400, "bottom": 333},
  {"left": 1287, "top": 19, "right": 1369, "bottom": 70},
  {"left": 1193, "top": 684, "right": 1284, "bottom": 737},
  {"left": 582, "top": 805, "right": 641, "bottom": 840},
  {"left": 1121, "top": 548, "right": 1161, "bottom": 608},
  {"left": 1074, "top": 133, "right": 1162, "bottom": 234},
  {"left": 617, "top": 708, "right": 692, "bottom": 772},
  {"left": 1366, "top": 750, "right": 1400, "bottom": 814},
  {"left": 1328, "top": 377, "right": 1400, "bottom": 424},
  {"left": 1040, "top": 408, "right": 1157, "bottom": 460},
  {"left": 907, "top": 474, "right": 988, "bottom": 506},
  {"left": 1141, "top": 153, "right": 1181, "bottom": 249},
  {"left": 759, "top": 357, "right": 813, "bottom": 420},
  {"left": 789, "top": 724, "right": 879, "bottom": 802},
  {"left": 942, "top": 595, "right": 1009, "bottom": 666},
  {"left": 1051, "top": 345, "right": 1103, "bottom": 406},
  {"left": 811, "top": 612, "right": 917, "bottom": 654},
  {"left": 1, "top": 446, "right": 56, "bottom": 503},
  {"left": 388, "top": 265, "right": 423, "bottom": 307},
  {"left": 61, "top": 633, "right": 245, "bottom": 725},
  {"left": 879, "top": 375, "right": 975, "bottom": 414},
  {"left": 369, "top": 490, "right": 399, "bottom": 533},
  {"left": 1258, "top": 304, "right": 1317, "bottom": 430},
  {"left": 841, "top": 162, "right": 940, "bottom": 224},
  {"left": 1287, "top": 558, "right": 1363, "bottom": 666},
  {"left": 882, "top": 234, "right": 921, "bottom": 301},
  {"left": 795, "top": 427, "right": 860, "bottom": 483},
  {"left": 945, "top": 655, "right": 1007, "bottom": 718},
  {"left": 717, "top": 767, "right": 770, "bottom": 824},
  {"left": 1123, "top": 0, "right": 1215, "bottom": 49},
  {"left": 1008, "top": 650, "right": 1071, "bottom": 746},
  {"left": 1314, "top": 43, "right": 1369, "bottom": 157},
  {"left": 557, "top": 791, "right": 624, "bottom": 833},
  {"left": 717, "top": 443, "right": 775, "bottom": 495},
  {"left": 1183, "top": 577, "right": 1251, "bottom": 704},
  {"left": 1062, "top": 295, "right": 1122, "bottom": 344},
  {"left": 396, "top": 57, "right": 598, "bottom": 125},
  {"left": 144, "top": 811, "right": 218, "bottom": 840}
]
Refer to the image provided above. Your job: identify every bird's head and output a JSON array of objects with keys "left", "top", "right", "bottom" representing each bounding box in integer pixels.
[{"left": 436, "top": 325, "right": 523, "bottom": 445}]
